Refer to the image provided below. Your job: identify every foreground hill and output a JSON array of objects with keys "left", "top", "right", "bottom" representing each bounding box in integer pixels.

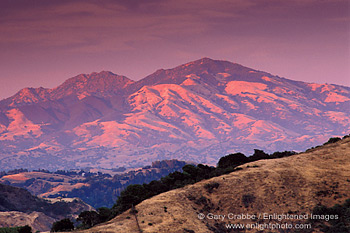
[
  {"left": 0, "top": 58, "right": 349, "bottom": 170},
  {"left": 81, "top": 137, "right": 350, "bottom": 232}
]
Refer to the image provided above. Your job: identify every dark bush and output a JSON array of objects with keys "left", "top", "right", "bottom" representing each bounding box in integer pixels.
[
  {"left": 195, "top": 196, "right": 208, "bottom": 205},
  {"left": 183, "top": 229, "right": 195, "bottom": 233},
  {"left": 310, "top": 199, "right": 350, "bottom": 232},
  {"left": 242, "top": 194, "right": 255, "bottom": 208},
  {"left": 204, "top": 182, "right": 220, "bottom": 193}
]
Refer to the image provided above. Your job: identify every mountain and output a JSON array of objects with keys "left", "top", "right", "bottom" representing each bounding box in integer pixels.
[
  {"left": 81, "top": 137, "right": 350, "bottom": 233},
  {"left": 0, "top": 58, "right": 349, "bottom": 170},
  {"left": 0, "top": 183, "right": 92, "bottom": 232}
]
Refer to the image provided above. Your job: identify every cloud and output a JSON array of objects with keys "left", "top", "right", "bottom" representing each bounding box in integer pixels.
[
  {"left": 0, "top": 0, "right": 348, "bottom": 60},
  {"left": 0, "top": 1, "right": 211, "bottom": 52}
]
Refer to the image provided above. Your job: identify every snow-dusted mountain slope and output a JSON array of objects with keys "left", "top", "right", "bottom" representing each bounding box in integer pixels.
[{"left": 0, "top": 58, "right": 349, "bottom": 170}]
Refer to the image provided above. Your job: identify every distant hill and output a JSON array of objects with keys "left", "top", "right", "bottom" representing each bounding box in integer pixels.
[
  {"left": 0, "top": 58, "right": 349, "bottom": 170},
  {"left": 0, "top": 159, "right": 188, "bottom": 208},
  {"left": 0, "top": 183, "right": 92, "bottom": 232},
  {"left": 81, "top": 137, "right": 350, "bottom": 232}
]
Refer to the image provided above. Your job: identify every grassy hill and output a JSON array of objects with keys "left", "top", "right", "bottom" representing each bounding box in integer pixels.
[{"left": 80, "top": 137, "right": 350, "bottom": 232}]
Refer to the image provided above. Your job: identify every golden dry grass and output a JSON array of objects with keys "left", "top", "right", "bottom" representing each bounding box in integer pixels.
[{"left": 81, "top": 138, "right": 350, "bottom": 233}]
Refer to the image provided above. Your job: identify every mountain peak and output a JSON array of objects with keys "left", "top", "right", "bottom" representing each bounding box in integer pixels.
[
  {"left": 1, "top": 71, "right": 135, "bottom": 106},
  {"left": 184, "top": 57, "right": 236, "bottom": 66},
  {"left": 132, "top": 58, "right": 267, "bottom": 90},
  {"left": 88, "top": 70, "right": 117, "bottom": 77},
  {"left": 50, "top": 71, "right": 134, "bottom": 100},
  {"left": 194, "top": 57, "right": 214, "bottom": 63},
  {"left": 3, "top": 87, "right": 50, "bottom": 107}
]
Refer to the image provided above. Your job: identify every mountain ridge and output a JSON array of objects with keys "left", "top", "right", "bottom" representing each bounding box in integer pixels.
[
  {"left": 0, "top": 58, "right": 349, "bottom": 170},
  {"left": 1, "top": 71, "right": 134, "bottom": 108}
]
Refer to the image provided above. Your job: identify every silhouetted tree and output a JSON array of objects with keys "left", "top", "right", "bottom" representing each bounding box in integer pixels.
[
  {"left": 77, "top": 211, "right": 100, "bottom": 229},
  {"left": 324, "top": 137, "right": 341, "bottom": 145},
  {"left": 51, "top": 218, "right": 74, "bottom": 232},
  {"left": 217, "top": 153, "right": 248, "bottom": 169},
  {"left": 249, "top": 149, "right": 270, "bottom": 161}
]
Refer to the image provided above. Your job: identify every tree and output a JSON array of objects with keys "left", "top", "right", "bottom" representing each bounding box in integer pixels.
[
  {"left": 77, "top": 211, "right": 100, "bottom": 229},
  {"left": 17, "top": 225, "right": 32, "bottom": 233},
  {"left": 324, "top": 137, "right": 341, "bottom": 145},
  {"left": 249, "top": 149, "right": 270, "bottom": 161},
  {"left": 51, "top": 218, "right": 74, "bottom": 232},
  {"left": 97, "top": 207, "right": 113, "bottom": 222},
  {"left": 112, "top": 184, "right": 149, "bottom": 215},
  {"left": 270, "top": 151, "right": 296, "bottom": 158},
  {"left": 217, "top": 153, "right": 248, "bottom": 169},
  {"left": 182, "top": 164, "right": 199, "bottom": 177}
]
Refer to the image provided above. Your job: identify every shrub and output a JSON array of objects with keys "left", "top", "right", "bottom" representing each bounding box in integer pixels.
[
  {"left": 310, "top": 199, "right": 350, "bottom": 232},
  {"left": 183, "top": 229, "right": 195, "bottom": 233},
  {"left": 195, "top": 196, "right": 208, "bottom": 205},
  {"left": 242, "top": 194, "right": 255, "bottom": 208},
  {"left": 204, "top": 182, "right": 220, "bottom": 193}
]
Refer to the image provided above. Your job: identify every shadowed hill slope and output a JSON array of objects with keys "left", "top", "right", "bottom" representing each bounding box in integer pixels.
[
  {"left": 81, "top": 137, "right": 350, "bottom": 233},
  {"left": 0, "top": 183, "right": 92, "bottom": 232}
]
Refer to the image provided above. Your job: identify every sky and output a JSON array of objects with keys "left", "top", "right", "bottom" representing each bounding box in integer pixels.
[{"left": 0, "top": 0, "right": 349, "bottom": 100}]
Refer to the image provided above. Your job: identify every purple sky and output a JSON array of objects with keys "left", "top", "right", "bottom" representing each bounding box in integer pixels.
[{"left": 0, "top": 0, "right": 349, "bottom": 100}]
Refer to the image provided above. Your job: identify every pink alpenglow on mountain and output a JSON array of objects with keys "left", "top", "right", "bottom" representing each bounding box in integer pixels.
[{"left": 0, "top": 58, "right": 349, "bottom": 170}]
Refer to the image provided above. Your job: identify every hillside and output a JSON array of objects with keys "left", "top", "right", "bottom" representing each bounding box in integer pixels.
[
  {"left": 0, "top": 183, "right": 92, "bottom": 232},
  {"left": 0, "top": 58, "right": 349, "bottom": 170},
  {"left": 81, "top": 137, "right": 350, "bottom": 232}
]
